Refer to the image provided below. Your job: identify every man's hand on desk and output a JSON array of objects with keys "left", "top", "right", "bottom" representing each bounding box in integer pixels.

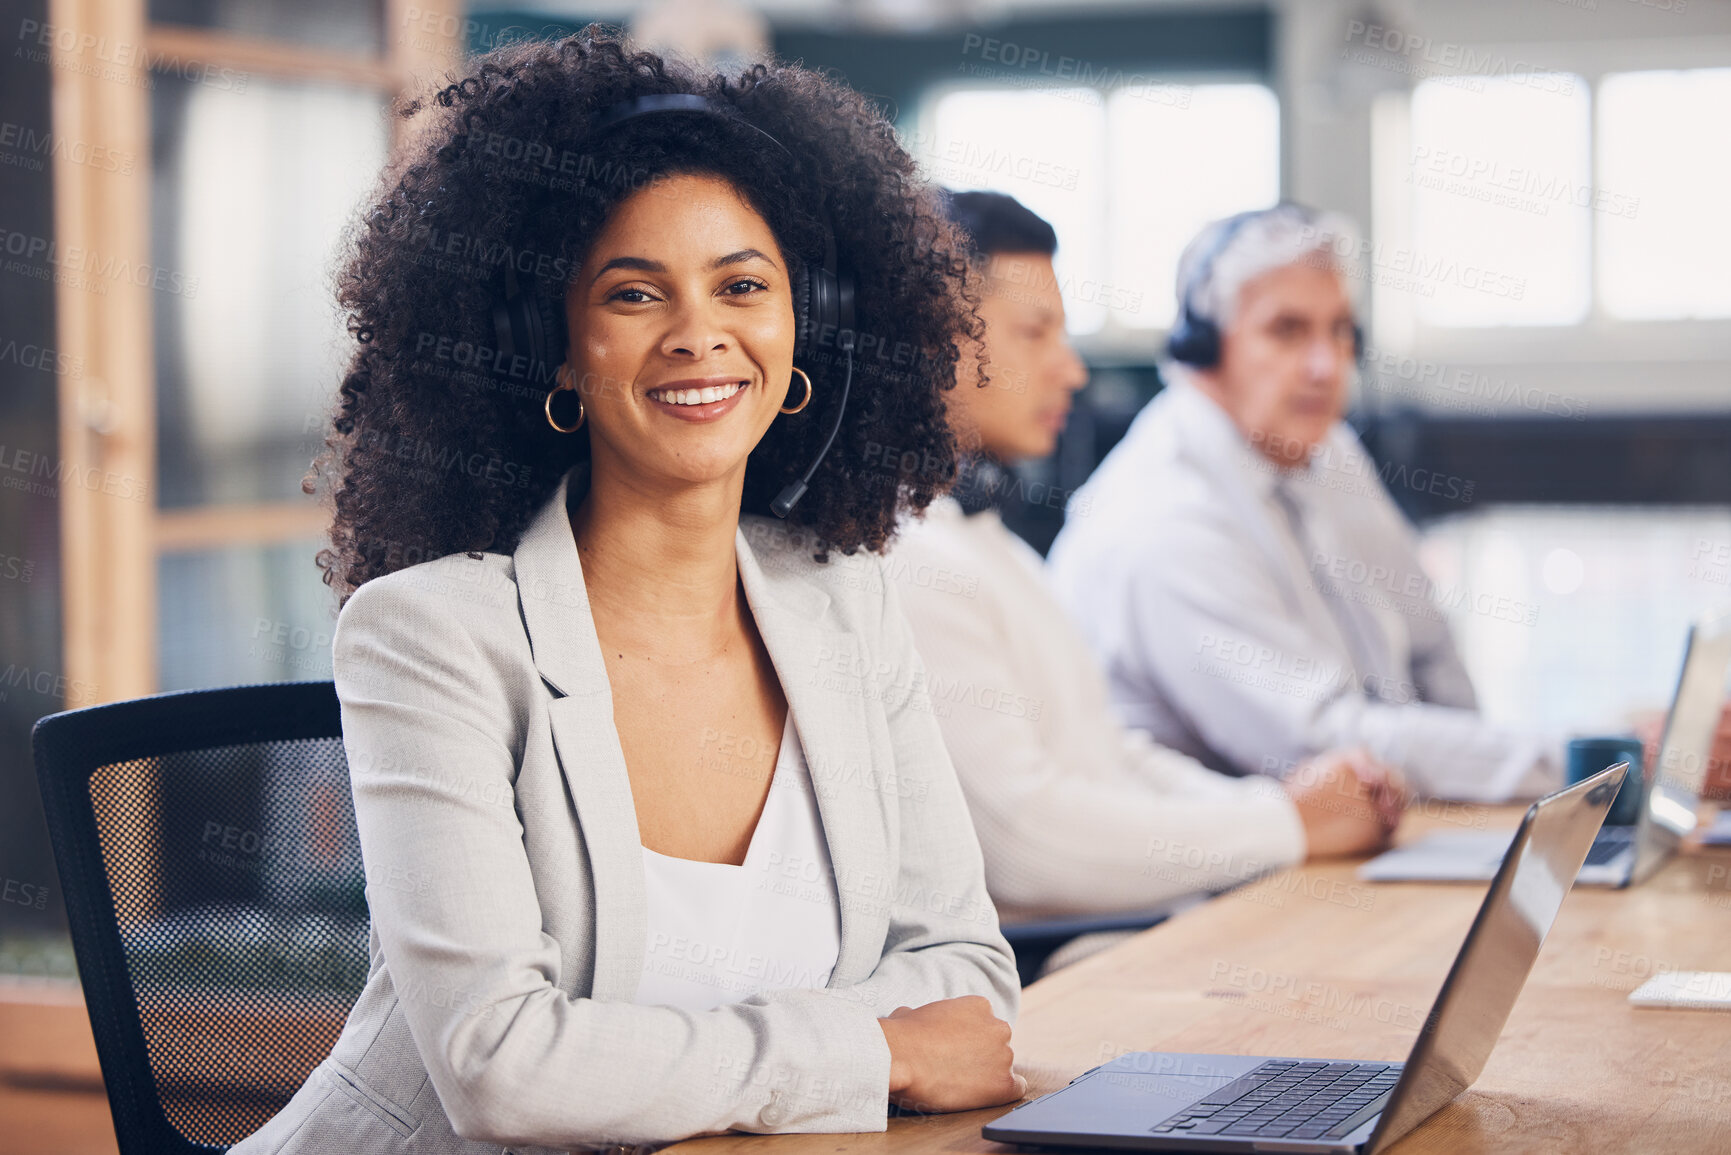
[
  {"left": 1635, "top": 703, "right": 1731, "bottom": 801},
  {"left": 878, "top": 995, "right": 1026, "bottom": 1113},
  {"left": 1710, "top": 704, "right": 1731, "bottom": 799},
  {"left": 1283, "top": 747, "right": 1409, "bottom": 860}
]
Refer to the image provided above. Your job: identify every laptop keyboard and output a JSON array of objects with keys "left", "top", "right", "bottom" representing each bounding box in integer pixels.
[
  {"left": 1583, "top": 824, "right": 1635, "bottom": 866},
  {"left": 1149, "top": 1059, "right": 1403, "bottom": 1141}
]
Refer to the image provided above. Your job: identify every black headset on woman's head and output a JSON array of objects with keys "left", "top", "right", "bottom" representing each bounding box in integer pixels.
[
  {"left": 492, "top": 93, "right": 857, "bottom": 518},
  {"left": 1165, "top": 202, "right": 1364, "bottom": 369}
]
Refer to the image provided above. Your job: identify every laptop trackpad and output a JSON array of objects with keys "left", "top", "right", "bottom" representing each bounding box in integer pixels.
[{"left": 990, "top": 1053, "right": 1261, "bottom": 1139}]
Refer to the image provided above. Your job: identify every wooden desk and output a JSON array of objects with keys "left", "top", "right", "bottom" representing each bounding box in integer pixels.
[{"left": 670, "top": 806, "right": 1731, "bottom": 1154}]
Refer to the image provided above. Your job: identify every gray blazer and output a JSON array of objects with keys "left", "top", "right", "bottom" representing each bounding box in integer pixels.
[{"left": 229, "top": 470, "right": 1018, "bottom": 1155}]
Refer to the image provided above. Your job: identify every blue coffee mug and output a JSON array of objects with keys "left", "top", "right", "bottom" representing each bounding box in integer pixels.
[{"left": 1567, "top": 736, "right": 1646, "bottom": 826}]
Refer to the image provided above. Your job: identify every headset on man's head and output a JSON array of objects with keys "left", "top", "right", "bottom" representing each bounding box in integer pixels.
[
  {"left": 490, "top": 93, "right": 857, "bottom": 518},
  {"left": 1165, "top": 202, "right": 1364, "bottom": 369}
]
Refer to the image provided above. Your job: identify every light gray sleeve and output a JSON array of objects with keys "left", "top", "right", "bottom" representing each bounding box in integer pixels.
[
  {"left": 1119, "top": 521, "right": 1556, "bottom": 802},
  {"left": 894, "top": 556, "right": 1305, "bottom": 916},
  {"left": 1399, "top": 551, "right": 1481, "bottom": 713},
  {"left": 833, "top": 559, "right": 1022, "bottom": 1023}
]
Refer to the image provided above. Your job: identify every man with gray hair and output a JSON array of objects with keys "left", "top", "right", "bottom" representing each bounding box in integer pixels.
[{"left": 1046, "top": 203, "right": 1559, "bottom": 801}]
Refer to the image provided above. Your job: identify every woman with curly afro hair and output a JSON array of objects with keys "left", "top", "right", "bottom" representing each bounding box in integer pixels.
[{"left": 231, "top": 26, "right": 1026, "bottom": 1155}]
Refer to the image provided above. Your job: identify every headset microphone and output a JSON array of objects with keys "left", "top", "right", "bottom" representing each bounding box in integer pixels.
[{"left": 771, "top": 329, "right": 853, "bottom": 518}]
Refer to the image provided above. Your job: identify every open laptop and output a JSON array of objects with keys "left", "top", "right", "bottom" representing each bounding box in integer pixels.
[
  {"left": 981, "top": 763, "right": 1625, "bottom": 1154},
  {"left": 1360, "top": 608, "right": 1731, "bottom": 887}
]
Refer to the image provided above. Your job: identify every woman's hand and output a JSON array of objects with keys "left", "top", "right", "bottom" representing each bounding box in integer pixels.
[{"left": 878, "top": 996, "right": 1026, "bottom": 1113}]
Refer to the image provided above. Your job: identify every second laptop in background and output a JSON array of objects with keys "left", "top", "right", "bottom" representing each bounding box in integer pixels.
[{"left": 1360, "top": 608, "right": 1731, "bottom": 886}]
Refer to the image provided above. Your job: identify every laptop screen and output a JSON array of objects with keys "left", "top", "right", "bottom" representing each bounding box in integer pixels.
[
  {"left": 1644, "top": 611, "right": 1731, "bottom": 850},
  {"left": 1367, "top": 766, "right": 1623, "bottom": 1154}
]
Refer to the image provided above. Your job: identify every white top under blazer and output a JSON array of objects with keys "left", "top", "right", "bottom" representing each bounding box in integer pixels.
[{"left": 635, "top": 715, "right": 843, "bottom": 1012}]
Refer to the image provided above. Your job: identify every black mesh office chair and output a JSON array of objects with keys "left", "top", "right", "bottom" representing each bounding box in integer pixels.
[
  {"left": 1001, "top": 910, "right": 1169, "bottom": 986},
  {"left": 33, "top": 681, "right": 367, "bottom": 1155}
]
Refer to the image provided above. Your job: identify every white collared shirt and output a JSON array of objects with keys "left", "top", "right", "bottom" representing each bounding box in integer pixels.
[
  {"left": 888, "top": 497, "right": 1305, "bottom": 922},
  {"left": 1046, "top": 376, "right": 1559, "bottom": 802}
]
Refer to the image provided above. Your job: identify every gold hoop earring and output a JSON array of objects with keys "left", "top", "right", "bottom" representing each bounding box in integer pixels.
[
  {"left": 780, "top": 367, "right": 813, "bottom": 415},
  {"left": 544, "top": 378, "right": 585, "bottom": 433}
]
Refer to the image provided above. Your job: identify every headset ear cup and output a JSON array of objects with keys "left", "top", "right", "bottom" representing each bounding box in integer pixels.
[
  {"left": 792, "top": 262, "right": 814, "bottom": 362},
  {"left": 1165, "top": 312, "right": 1221, "bottom": 368},
  {"left": 810, "top": 267, "right": 837, "bottom": 360},
  {"left": 493, "top": 298, "right": 518, "bottom": 362},
  {"left": 495, "top": 279, "right": 568, "bottom": 392},
  {"left": 1195, "top": 323, "right": 1221, "bottom": 368},
  {"left": 835, "top": 269, "right": 855, "bottom": 345},
  {"left": 531, "top": 290, "right": 564, "bottom": 378},
  {"left": 495, "top": 286, "right": 554, "bottom": 365}
]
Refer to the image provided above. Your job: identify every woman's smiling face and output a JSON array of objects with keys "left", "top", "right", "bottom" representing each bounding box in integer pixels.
[{"left": 562, "top": 171, "right": 798, "bottom": 491}]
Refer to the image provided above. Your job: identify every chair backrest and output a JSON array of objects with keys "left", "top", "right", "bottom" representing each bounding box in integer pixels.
[
  {"left": 1000, "top": 909, "right": 1169, "bottom": 986},
  {"left": 33, "top": 681, "right": 367, "bottom": 1154}
]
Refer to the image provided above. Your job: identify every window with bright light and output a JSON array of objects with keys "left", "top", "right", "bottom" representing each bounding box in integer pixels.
[
  {"left": 1597, "top": 68, "right": 1731, "bottom": 320},
  {"left": 916, "top": 82, "right": 1279, "bottom": 336},
  {"left": 1406, "top": 73, "right": 1591, "bottom": 327},
  {"left": 918, "top": 88, "right": 1109, "bottom": 332},
  {"left": 1107, "top": 84, "right": 1280, "bottom": 331}
]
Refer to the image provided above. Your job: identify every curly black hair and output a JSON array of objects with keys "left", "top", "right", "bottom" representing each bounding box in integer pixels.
[{"left": 307, "top": 27, "right": 983, "bottom": 599}]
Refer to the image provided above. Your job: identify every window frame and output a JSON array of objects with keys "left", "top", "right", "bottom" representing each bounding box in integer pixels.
[
  {"left": 914, "top": 68, "right": 1281, "bottom": 360},
  {"left": 50, "top": 0, "right": 461, "bottom": 704}
]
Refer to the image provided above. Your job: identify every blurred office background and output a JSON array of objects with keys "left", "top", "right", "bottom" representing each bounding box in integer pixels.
[{"left": 3, "top": 0, "right": 1729, "bottom": 987}]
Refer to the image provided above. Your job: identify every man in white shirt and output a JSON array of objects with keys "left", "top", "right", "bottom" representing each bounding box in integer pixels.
[
  {"left": 1046, "top": 204, "right": 1559, "bottom": 803},
  {"left": 885, "top": 192, "right": 1405, "bottom": 924}
]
